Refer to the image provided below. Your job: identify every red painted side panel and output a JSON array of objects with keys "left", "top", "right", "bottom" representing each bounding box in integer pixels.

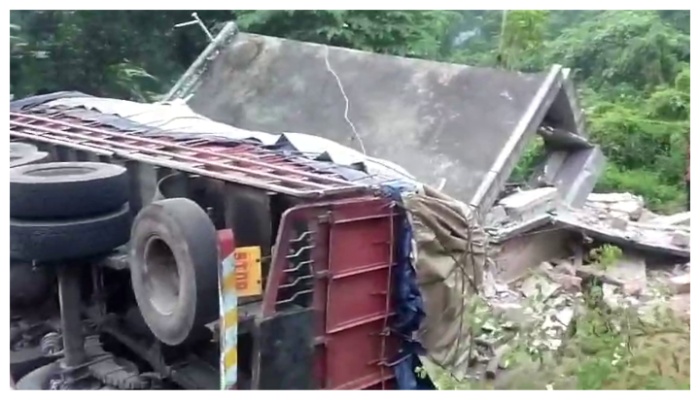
[
  {"left": 264, "top": 197, "right": 402, "bottom": 390},
  {"left": 322, "top": 199, "right": 398, "bottom": 390}
]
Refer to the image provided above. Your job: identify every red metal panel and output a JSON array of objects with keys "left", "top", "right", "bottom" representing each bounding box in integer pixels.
[
  {"left": 264, "top": 197, "right": 401, "bottom": 390},
  {"left": 323, "top": 199, "right": 397, "bottom": 390}
]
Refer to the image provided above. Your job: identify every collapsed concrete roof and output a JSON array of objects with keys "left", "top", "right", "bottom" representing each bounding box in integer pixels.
[{"left": 172, "top": 22, "right": 604, "bottom": 214}]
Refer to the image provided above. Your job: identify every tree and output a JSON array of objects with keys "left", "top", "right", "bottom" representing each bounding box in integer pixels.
[
  {"left": 546, "top": 11, "right": 689, "bottom": 91},
  {"left": 9, "top": 10, "right": 231, "bottom": 99},
  {"left": 497, "top": 10, "right": 549, "bottom": 70},
  {"left": 234, "top": 10, "right": 459, "bottom": 59}
]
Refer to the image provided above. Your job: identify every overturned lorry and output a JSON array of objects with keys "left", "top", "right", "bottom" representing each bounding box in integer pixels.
[
  {"left": 9, "top": 22, "right": 603, "bottom": 390},
  {"left": 9, "top": 95, "right": 430, "bottom": 389}
]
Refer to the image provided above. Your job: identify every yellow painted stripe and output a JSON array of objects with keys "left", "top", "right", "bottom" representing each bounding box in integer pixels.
[
  {"left": 223, "top": 307, "right": 238, "bottom": 328},
  {"left": 224, "top": 348, "right": 238, "bottom": 369},
  {"left": 223, "top": 271, "right": 237, "bottom": 291}
]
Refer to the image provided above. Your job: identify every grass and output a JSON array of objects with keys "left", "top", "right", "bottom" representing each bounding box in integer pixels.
[{"left": 420, "top": 285, "right": 690, "bottom": 390}]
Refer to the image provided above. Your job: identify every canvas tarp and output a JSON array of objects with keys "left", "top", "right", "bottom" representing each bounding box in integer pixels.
[{"left": 402, "top": 186, "right": 491, "bottom": 379}]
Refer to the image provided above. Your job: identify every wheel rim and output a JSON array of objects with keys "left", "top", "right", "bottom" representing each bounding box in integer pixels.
[
  {"left": 143, "top": 237, "right": 180, "bottom": 316},
  {"left": 25, "top": 166, "right": 96, "bottom": 177}
]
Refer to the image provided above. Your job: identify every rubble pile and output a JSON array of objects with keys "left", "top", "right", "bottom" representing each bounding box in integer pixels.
[
  {"left": 471, "top": 189, "right": 691, "bottom": 382},
  {"left": 473, "top": 252, "right": 690, "bottom": 381},
  {"left": 487, "top": 189, "right": 690, "bottom": 255},
  {"left": 585, "top": 192, "right": 646, "bottom": 221},
  {"left": 558, "top": 201, "right": 690, "bottom": 256},
  {"left": 485, "top": 261, "right": 582, "bottom": 348}
]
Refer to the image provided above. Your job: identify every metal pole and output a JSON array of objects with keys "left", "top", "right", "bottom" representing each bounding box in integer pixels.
[
  {"left": 57, "top": 265, "right": 86, "bottom": 367},
  {"left": 163, "top": 21, "right": 238, "bottom": 102}
]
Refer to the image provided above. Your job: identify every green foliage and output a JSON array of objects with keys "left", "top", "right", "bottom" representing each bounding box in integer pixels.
[
  {"left": 498, "top": 10, "right": 549, "bottom": 70},
  {"left": 106, "top": 61, "right": 160, "bottom": 102},
  {"left": 9, "top": 10, "right": 231, "bottom": 100},
  {"left": 510, "top": 135, "right": 545, "bottom": 184},
  {"left": 584, "top": 67, "right": 689, "bottom": 212},
  {"left": 445, "top": 10, "right": 689, "bottom": 212},
  {"left": 596, "top": 164, "right": 685, "bottom": 213},
  {"left": 235, "top": 10, "right": 459, "bottom": 59},
  {"left": 588, "top": 244, "right": 622, "bottom": 271},
  {"left": 546, "top": 11, "right": 689, "bottom": 90}
]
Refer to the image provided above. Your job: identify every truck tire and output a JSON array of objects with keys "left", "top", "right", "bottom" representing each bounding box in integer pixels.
[
  {"left": 10, "top": 162, "right": 129, "bottom": 219},
  {"left": 129, "top": 198, "right": 219, "bottom": 346},
  {"left": 11, "top": 346, "right": 57, "bottom": 383},
  {"left": 15, "top": 361, "right": 60, "bottom": 390},
  {"left": 10, "top": 151, "right": 50, "bottom": 168},
  {"left": 10, "top": 204, "right": 132, "bottom": 262},
  {"left": 10, "top": 142, "right": 38, "bottom": 158}
]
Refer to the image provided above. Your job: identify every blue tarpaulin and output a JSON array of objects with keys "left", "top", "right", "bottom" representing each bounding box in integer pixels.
[{"left": 382, "top": 185, "right": 436, "bottom": 390}]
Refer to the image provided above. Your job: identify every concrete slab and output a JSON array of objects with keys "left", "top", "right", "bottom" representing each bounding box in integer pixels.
[
  {"left": 651, "top": 212, "right": 691, "bottom": 227},
  {"left": 605, "top": 251, "right": 647, "bottom": 287},
  {"left": 491, "top": 228, "right": 574, "bottom": 282},
  {"left": 553, "top": 210, "right": 691, "bottom": 258},
  {"left": 498, "top": 187, "right": 557, "bottom": 217},
  {"left": 186, "top": 33, "right": 573, "bottom": 210},
  {"left": 554, "top": 146, "right": 606, "bottom": 208}
]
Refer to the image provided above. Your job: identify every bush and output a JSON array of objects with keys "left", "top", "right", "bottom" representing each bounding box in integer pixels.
[{"left": 595, "top": 164, "right": 685, "bottom": 213}]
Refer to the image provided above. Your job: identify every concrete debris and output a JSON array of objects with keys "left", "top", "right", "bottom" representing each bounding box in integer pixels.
[
  {"left": 604, "top": 252, "right": 647, "bottom": 288},
  {"left": 622, "top": 280, "right": 645, "bottom": 297},
  {"left": 489, "top": 190, "right": 688, "bottom": 258},
  {"left": 637, "top": 293, "right": 690, "bottom": 324},
  {"left": 478, "top": 189, "right": 690, "bottom": 382},
  {"left": 547, "top": 272, "right": 582, "bottom": 293},
  {"left": 498, "top": 187, "right": 558, "bottom": 223},
  {"left": 575, "top": 264, "right": 625, "bottom": 287},
  {"left": 671, "top": 231, "right": 690, "bottom": 248},
  {"left": 555, "top": 146, "right": 606, "bottom": 208},
  {"left": 669, "top": 293, "right": 691, "bottom": 321},
  {"left": 550, "top": 259, "right": 576, "bottom": 275},
  {"left": 667, "top": 274, "right": 690, "bottom": 295},
  {"left": 651, "top": 211, "right": 691, "bottom": 227},
  {"left": 484, "top": 205, "right": 508, "bottom": 227},
  {"left": 491, "top": 302, "right": 530, "bottom": 327},
  {"left": 554, "top": 209, "right": 690, "bottom": 258},
  {"left": 602, "top": 283, "right": 631, "bottom": 310},
  {"left": 609, "top": 215, "right": 628, "bottom": 230},
  {"left": 519, "top": 274, "right": 561, "bottom": 300},
  {"left": 637, "top": 208, "right": 660, "bottom": 223},
  {"left": 491, "top": 229, "right": 574, "bottom": 283},
  {"left": 586, "top": 192, "right": 645, "bottom": 221}
]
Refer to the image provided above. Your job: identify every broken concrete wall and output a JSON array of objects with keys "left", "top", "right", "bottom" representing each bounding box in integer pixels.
[
  {"left": 553, "top": 146, "right": 606, "bottom": 208},
  {"left": 542, "top": 68, "right": 588, "bottom": 137},
  {"left": 184, "top": 32, "right": 595, "bottom": 212},
  {"left": 491, "top": 229, "right": 575, "bottom": 282}
]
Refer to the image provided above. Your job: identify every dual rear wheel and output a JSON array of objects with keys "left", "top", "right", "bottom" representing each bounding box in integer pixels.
[{"left": 11, "top": 159, "right": 220, "bottom": 389}]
